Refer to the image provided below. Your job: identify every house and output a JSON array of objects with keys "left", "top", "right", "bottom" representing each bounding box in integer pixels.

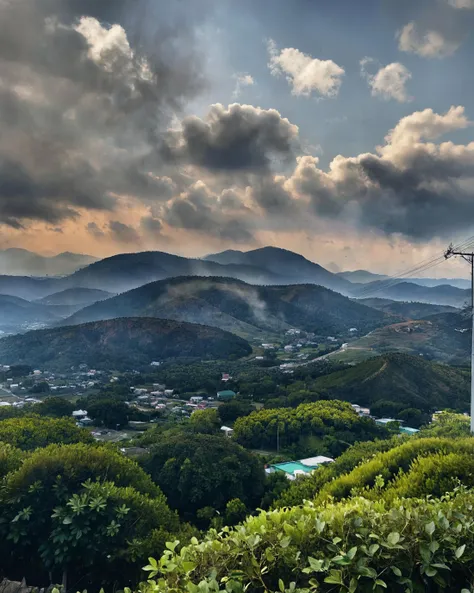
[
  {"left": 72, "top": 409, "right": 88, "bottom": 419},
  {"left": 164, "top": 389, "right": 174, "bottom": 397},
  {"left": 190, "top": 396, "right": 203, "bottom": 403},
  {"left": 217, "top": 389, "right": 236, "bottom": 401},
  {"left": 221, "top": 426, "right": 234, "bottom": 437},
  {"left": 400, "top": 426, "right": 420, "bottom": 435},
  {"left": 222, "top": 373, "right": 231, "bottom": 382},
  {"left": 375, "top": 418, "right": 397, "bottom": 426},
  {"left": 150, "top": 361, "right": 161, "bottom": 367},
  {"left": 265, "top": 456, "right": 334, "bottom": 481},
  {"left": 77, "top": 417, "right": 94, "bottom": 427}
]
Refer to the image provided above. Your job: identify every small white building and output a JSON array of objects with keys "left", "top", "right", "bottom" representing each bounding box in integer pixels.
[
  {"left": 72, "top": 409, "right": 88, "bottom": 419},
  {"left": 221, "top": 426, "right": 234, "bottom": 437}
]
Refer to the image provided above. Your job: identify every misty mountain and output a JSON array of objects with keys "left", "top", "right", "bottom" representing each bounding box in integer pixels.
[
  {"left": 61, "top": 276, "right": 389, "bottom": 339},
  {"left": 0, "top": 249, "right": 97, "bottom": 276},
  {"left": 204, "top": 247, "right": 352, "bottom": 293},
  {"left": 0, "top": 317, "right": 252, "bottom": 371},
  {"left": 358, "top": 298, "right": 458, "bottom": 319},
  {"left": 353, "top": 281, "right": 470, "bottom": 307},
  {"left": 0, "top": 294, "right": 61, "bottom": 334},
  {"left": 37, "top": 288, "right": 114, "bottom": 306},
  {"left": 339, "top": 269, "right": 470, "bottom": 290}
]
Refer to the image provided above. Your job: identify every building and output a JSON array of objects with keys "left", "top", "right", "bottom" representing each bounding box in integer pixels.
[
  {"left": 400, "top": 426, "right": 420, "bottom": 435},
  {"left": 375, "top": 418, "right": 398, "bottom": 426},
  {"left": 72, "top": 409, "right": 88, "bottom": 419},
  {"left": 220, "top": 426, "right": 234, "bottom": 437},
  {"left": 217, "top": 389, "right": 236, "bottom": 401},
  {"left": 265, "top": 456, "right": 334, "bottom": 481}
]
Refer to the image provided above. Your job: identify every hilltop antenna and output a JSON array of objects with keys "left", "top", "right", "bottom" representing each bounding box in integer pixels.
[{"left": 445, "top": 243, "right": 474, "bottom": 433}]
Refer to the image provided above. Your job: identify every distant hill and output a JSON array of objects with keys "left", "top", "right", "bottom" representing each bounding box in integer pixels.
[
  {"left": 311, "top": 352, "right": 469, "bottom": 412},
  {"left": 0, "top": 318, "right": 252, "bottom": 371},
  {"left": 345, "top": 312, "right": 470, "bottom": 364},
  {"left": 0, "top": 294, "right": 60, "bottom": 334},
  {"left": 339, "top": 270, "right": 470, "bottom": 290},
  {"left": 353, "top": 281, "right": 469, "bottom": 307},
  {"left": 0, "top": 249, "right": 97, "bottom": 276},
  {"left": 37, "top": 288, "right": 114, "bottom": 306},
  {"left": 205, "top": 247, "right": 352, "bottom": 293},
  {"left": 61, "top": 276, "right": 389, "bottom": 340},
  {"left": 358, "top": 298, "right": 458, "bottom": 319}
]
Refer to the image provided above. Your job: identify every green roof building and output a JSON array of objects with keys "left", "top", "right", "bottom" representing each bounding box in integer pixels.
[{"left": 217, "top": 389, "right": 236, "bottom": 401}]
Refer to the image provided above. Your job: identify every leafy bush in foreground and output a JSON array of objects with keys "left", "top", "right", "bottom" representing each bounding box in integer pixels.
[{"left": 139, "top": 487, "right": 474, "bottom": 593}]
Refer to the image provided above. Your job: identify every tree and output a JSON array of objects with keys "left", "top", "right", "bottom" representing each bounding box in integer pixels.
[
  {"left": 218, "top": 400, "right": 253, "bottom": 424},
  {"left": 189, "top": 408, "right": 220, "bottom": 434},
  {"left": 37, "top": 397, "right": 75, "bottom": 418},
  {"left": 142, "top": 433, "right": 265, "bottom": 525},
  {"left": 0, "top": 443, "right": 178, "bottom": 588},
  {"left": 29, "top": 381, "right": 50, "bottom": 394},
  {"left": 0, "top": 416, "right": 93, "bottom": 450},
  {"left": 224, "top": 498, "right": 247, "bottom": 525},
  {"left": 87, "top": 399, "right": 129, "bottom": 428}
]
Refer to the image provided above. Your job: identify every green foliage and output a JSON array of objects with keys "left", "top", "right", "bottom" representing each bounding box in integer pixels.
[
  {"left": 37, "top": 397, "right": 75, "bottom": 418},
  {"left": 314, "top": 437, "right": 474, "bottom": 504},
  {"left": 88, "top": 398, "right": 129, "bottom": 428},
  {"left": 0, "top": 444, "right": 177, "bottom": 587},
  {"left": 0, "top": 442, "right": 25, "bottom": 479},
  {"left": 224, "top": 498, "right": 247, "bottom": 526},
  {"left": 233, "top": 400, "right": 389, "bottom": 457},
  {"left": 218, "top": 399, "right": 254, "bottom": 423},
  {"left": 0, "top": 416, "right": 93, "bottom": 450},
  {"left": 189, "top": 408, "right": 220, "bottom": 434},
  {"left": 142, "top": 433, "right": 265, "bottom": 525},
  {"left": 419, "top": 411, "right": 470, "bottom": 438},
  {"left": 140, "top": 487, "right": 474, "bottom": 593},
  {"left": 29, "top": 381, "right": 50, "bottom": 394}
]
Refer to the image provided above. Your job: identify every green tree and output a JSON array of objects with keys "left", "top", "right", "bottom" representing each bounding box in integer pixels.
[
  {"left": 218, "top": 400, "right": 253, "bottom": 424},
  {"left": 0, "top": 443, "right": 177, "bottom": 588},
  {"left": 0, "top": 416, "right": 93, "bottom": 450},
  {"left": 224, "top": 498, "right": 247, "bottom": 525},
  {"left": 142, "top": 433, "right": 265, "bottom": 525},
  {"left": 88, "top": 399, "right": 129, "bottom": 428},
  {"left": 189, "top": 408, "right": 220, "bottom": 434},
  {"left": 29, "top": 381, "right": 50, "bottom": 394},
  {"left": 37, "top": 397, "right": 75, "bottom": 418}
]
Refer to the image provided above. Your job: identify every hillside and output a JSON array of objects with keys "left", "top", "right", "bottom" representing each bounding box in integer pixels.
[
  {"left": 204, "top": 246, "right": 352, "bottom": 293},
  {"left": 358, "top": 297, "right": 458, "bottom": 319},
  {"left": 311, "top": 352, "right": 469, "bottom": 412},
  {"left": 353, "top": 280, "right": 469, "bottom": 306},
  {"left": 0, "top": 249, "right": 97, "bottom": 276},
  {"left": 61, "top": 276, "right": 389, "bottom": 339},
  {"left": 37, "top": 288, "right": 114, "bottom": 306},
  {"left": 0, "top": 318, "right": 252, "bottom": 370},
  {"left": 339, "top": 270, "right": 470, "bottom": 290},
  {"left": 345, "top": 311, "right": 470, "bottom": 364},
  {"left": 0, "top": 294, "right": 60, "bottom": 333}
]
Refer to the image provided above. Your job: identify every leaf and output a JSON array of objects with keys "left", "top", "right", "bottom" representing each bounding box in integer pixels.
[
  {"left": 280, "top": 536, "right": 291, "bottom": 549},
  {"left": 278, "top": 579, "right": 285, "bottom": 593},
  {"left": 368, "top": 544, "right": 380, "bottom": 556},
  {"left": 324, "top": 570, "right": 343, "bottom": 585},
  {"left": 346, "top": 546, "right": 357, "bottom": 560},
  {"left": 425, "top": 567, "right": 437, "bottom": 577},
  {"left": 391, "top": 566, "right": 402, "bottom": 577},
  {"left": 182, "top": 562, "right": 197, "bottom": 573},
  {"left": 349, "top": 577, "right": 358, "bottom": 593},
  {"left": 265, "top": 548, "right": 275, "bottom": 563},
  {"left": 456, "top": 544, "right": 466, "bottom": 559},
  {"left": 387, "top": 532, "right": 400, "bottom": 546},
  {"left": 425, "top": 522, "right": 435, "bottom": 536},
  {"left": 375, "top": 579, "right": 387, "bottom": 589}
]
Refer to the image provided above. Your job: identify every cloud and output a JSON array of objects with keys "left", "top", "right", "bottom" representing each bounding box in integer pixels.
[
  {"left": 140, "top": 215, "right": 163, "bottom": 234},
  {"left": 86, "top": 222, "right": 105, "bottom": 239},
  {"left": 360, "top": 58, "right": 412, "bottom": 103},
  {"left": 109, "top": 220, "right": 140, "bottom": 244},
  {"left": 0, "top": 0, "right": 206, "bottom": 230},
  {"left": 267, "top": 39, "right": 344, "bottom": 98},
  {"left": 397, "top": 22, "right": 460, "bottom": 58},
  {"left": 232, "top": 73, "right": 255, "bottom": 98},
  {"left": 162, "top": 103, "right": 299, "bottom": 172},
  {"left": 448, "top": 0, "right": 474, "bottom": 8}
]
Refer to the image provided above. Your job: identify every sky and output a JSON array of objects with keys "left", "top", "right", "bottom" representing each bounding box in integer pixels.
[{"left": 1, "top": 0, "right": 474, "bottom": 277}]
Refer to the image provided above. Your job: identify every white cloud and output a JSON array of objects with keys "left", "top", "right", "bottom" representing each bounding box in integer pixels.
[
  {"left": 232, "top": 73, "right": 255, "bottom": 98},
  {"left": 361, "top": 58, "right": 412, "bottom": 103},
  {"left": 397, "top": 22, "right": 459, "bottom": 58},
  {"left": 267, "top": 39, "right": 344, "bottom": 98},
  {"left": 448, "top": 0, "right": 474, "bottom": 8}
]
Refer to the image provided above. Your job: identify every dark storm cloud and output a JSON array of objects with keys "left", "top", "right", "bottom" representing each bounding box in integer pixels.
[
  {"left": 86, "top": 222, "right": 105, "bottom": 239},
  {"left": 109, "top": 220, "right": 141, "bottom": 244},
  {"left": 140, "top": 216, "right": 163, "bottom": 234},
  {"left": 0, "top": 0, "right": 207, "bottom": 228},
  {"left": 162, "top": 103, "right": 299, "bottom": 172}
]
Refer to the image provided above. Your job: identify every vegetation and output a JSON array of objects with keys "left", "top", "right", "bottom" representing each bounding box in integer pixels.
[
  {"left": 0, "top": 317, "right": 252, "bottom": 371},
  {"left": 88, "top": 399, "right": 130, "bottom": 428},
  {"left": 233, "top": 400, "right": 389, "bottom": 457},
  {"left": 141, "top": 433, "right": 265, "bottom": 526},
  {"left": 0, "top": 416, "right": 93, "bottom": 450}
]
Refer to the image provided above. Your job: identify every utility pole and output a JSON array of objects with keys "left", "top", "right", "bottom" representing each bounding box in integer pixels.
[
  {"left": 276, "top": 423, "right": 280, "bottom": 453},
  {"left": 445, "top": 244, "right": 474, "bottom": 433}
]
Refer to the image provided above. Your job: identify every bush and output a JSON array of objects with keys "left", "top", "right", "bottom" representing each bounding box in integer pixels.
[{"left": 0, "top": 416, "right": 93, "bottom": 450}]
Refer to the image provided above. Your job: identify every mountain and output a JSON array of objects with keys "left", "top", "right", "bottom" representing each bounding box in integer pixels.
[
  {"left": 37, "top": 288, "right": 114, "bottom": 306},
  {"left": 204, "top": 247, "right": 352, "bottom": 293},
  {"left": 0, "top": 294, "right": 62, "bottom": 334},
  {"left": 339, "top": 270, "right": 470, "bottom": 290},
  {"left": 61, "top": 276, "right": 389, "bottom": 340},
  {"left": 0, "top": 276, "right": 63, "bottom": 300},
  {"left": 353, "top": 281, "right": 470, "bottom": 307},
  {"left": 0, "top": 317, "right": 252, "bottom": 371},
  {"left": 358, "top": 297, "right": 458, "bottom": 319},
  {"left": 310, "top": 352, "right": 469, "bottom": 412},
  {"left": 0, "top": 249, "right": 97, "bottom": 276},
  {"left": 344, "top": 312, "right": 470, "bottom": 364}
]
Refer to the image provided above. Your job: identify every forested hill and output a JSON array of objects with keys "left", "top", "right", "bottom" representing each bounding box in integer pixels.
[
  {"left": 61, "top": 276, "right": 390, "bottom": 339},
  {"left": 0, "top": 317, "right": 252, "bottom": 370},
  {"left": 310, "top": 352, "right": 469, "bottom": 412}
]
